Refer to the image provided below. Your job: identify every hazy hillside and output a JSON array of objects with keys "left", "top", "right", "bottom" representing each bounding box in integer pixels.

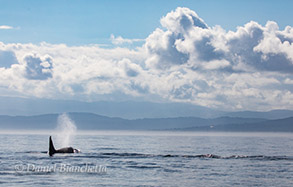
[
  {"left": 1, "top": 112, "right": 292, "bottom": 132},
  {"left": 2, "top": 96, "right": 293, "bottom": 120},
  {"left": 179, "top": 117, "right": 293, "bottom": 132},
  {"left": 224, "top": 110, "right": 293, "bottom": 120}
]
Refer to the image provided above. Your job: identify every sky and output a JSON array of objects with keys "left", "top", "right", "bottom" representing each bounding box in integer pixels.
[{"left": 0, "top": 0, "right": 293, "bottom": 111}]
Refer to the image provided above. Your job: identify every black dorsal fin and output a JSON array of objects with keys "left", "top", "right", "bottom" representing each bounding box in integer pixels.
[{"left": 49, "top": 136, "right": 56, "bottom": 156}]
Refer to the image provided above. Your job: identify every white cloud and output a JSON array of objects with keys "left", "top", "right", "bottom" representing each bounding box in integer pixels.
[
  {"left": 284, "top": 78, "right": 293, "bottom": 84},
  {"left": 0, "top": 7, "right": 293, "bottom": 111},
  {"left": 110, "top": 34, "right": 144, "bottom": 45},
  {"left": 0, "top": 25, "right": 14, "bottom": 30},
  {"left": 24, "top": 54, "right": 53, "bottom": 80},
  {"left": 202, "top": 59, "right": 231, "bottom": 70},
  {"left": 160, "top": 7, "right": 208, "bottom": 32}
]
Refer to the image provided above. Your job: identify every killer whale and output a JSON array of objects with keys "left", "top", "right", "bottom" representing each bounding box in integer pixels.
[{"left": 49, "top": 136, "right": 80, "bottom": 156}]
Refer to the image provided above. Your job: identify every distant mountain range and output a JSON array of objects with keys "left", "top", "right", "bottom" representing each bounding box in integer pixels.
[
  {"left": 0, "top": 96, "right": 292, "bottom": 132},
  {"left": 176, "top": 117, "right": 293, "bottom": 132},
  {"left": 1, "top": 96, "right": 293, "bottom": 120},
  {"left": 0, "top": 112, "right": 292, "bottom": 132}
]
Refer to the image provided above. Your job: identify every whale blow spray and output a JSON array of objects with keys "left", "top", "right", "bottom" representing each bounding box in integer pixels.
[{"left": 55, "top": 113, "right": 77, "bottom": 148}]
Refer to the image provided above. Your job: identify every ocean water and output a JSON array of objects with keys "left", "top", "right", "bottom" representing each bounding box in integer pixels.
[{"left": 0, "top": 131, "right": 292, "bottom": 186}]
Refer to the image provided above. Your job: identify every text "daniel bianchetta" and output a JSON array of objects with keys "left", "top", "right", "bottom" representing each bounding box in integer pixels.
[{"left": 14, "top": 163, "right": 107, "bottom": 173}]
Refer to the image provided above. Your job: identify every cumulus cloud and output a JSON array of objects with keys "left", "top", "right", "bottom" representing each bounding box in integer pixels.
[
  {"left": 145, "top": 7, "right": 210, "bottom": 69},
  {"left": 24, "top": 54, "right": 53, "bottom": 80},
  {"left": 144, "top": 7, "right": 293, "bottom": 74},
  {"left": 226, "top": 21, "right": 293, "bottom": 73},
  {"left": 0, "top": 7, "right": 293, "bottom": 111},
  {"left": 160, "top": 7, "right": 208, "bottom": 32}
]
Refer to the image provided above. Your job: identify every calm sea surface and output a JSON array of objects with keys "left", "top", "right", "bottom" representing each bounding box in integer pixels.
[{"left": 0, "top": 131, "right": 292, "bottom": 186}]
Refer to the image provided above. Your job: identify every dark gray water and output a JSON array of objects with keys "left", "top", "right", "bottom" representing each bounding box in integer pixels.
[{"left": 0, "top": 131, "right": 292, "bottom": 186}]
